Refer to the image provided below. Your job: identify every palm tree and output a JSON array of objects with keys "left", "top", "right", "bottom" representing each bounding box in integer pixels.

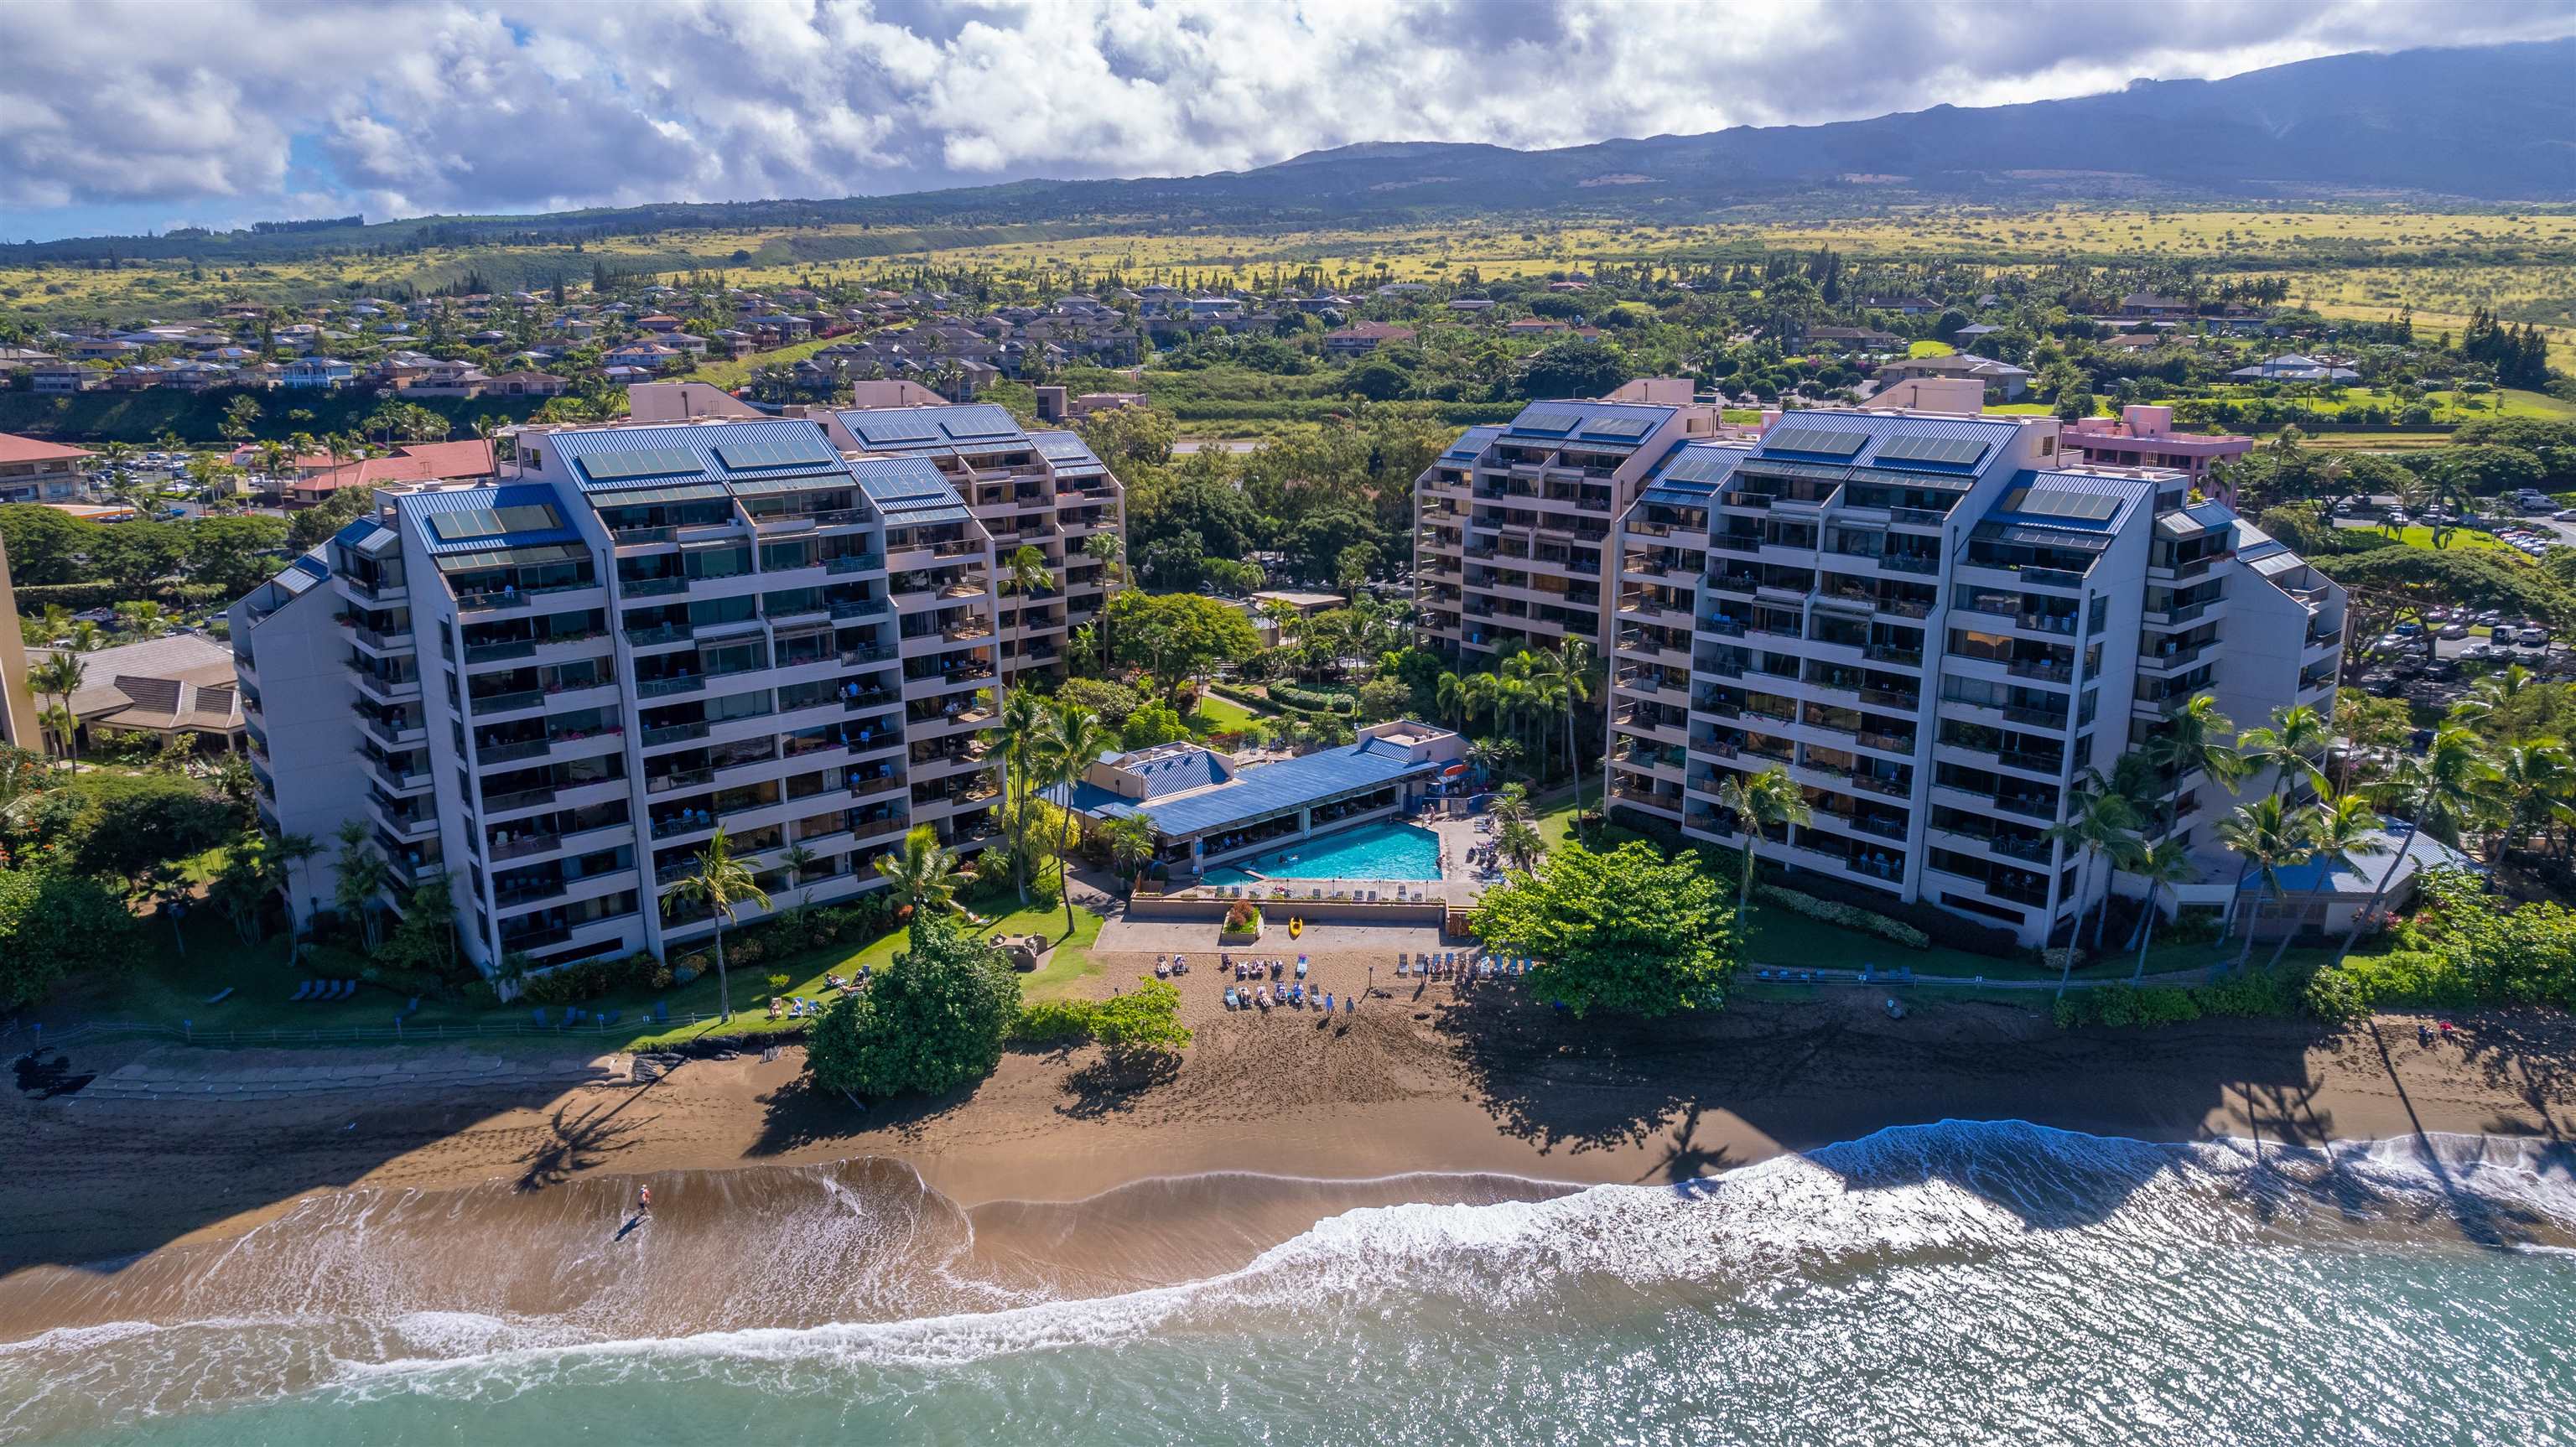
[
  {"left": 2482, "top": 739, "right": 2573, "bottom": 864},
  {"left": 2141, "top": 694, "right": 2243, "bottom": 836},
  {"left": 1434, "top": 671, "right": 1470, "bottom": 731},
  {"left": 28, "top": 651, "right": 86, "bottom": 775},
  {"left": 2216, "top": 795, "right": 2312, "bottom": 970},
  {"left": 662, "top": 827, "right": 771, "bottom": 1021},
  {"left": 1532, "top": 640, "right": 1599, "bottom": 836},
  {"left": 2265, "top": 791, "right": 2384, "bottom": 971},
  {"left": 874, "top": 824, "right": 966, "bottom": 947},
  {"left": 1489, "top": 781, "right": 1534, "bottom": 828},
  {"left": 1713, "top": 766, "right": 1809, "bottom": 924},
  {"left": 1466, "top": 737, "right": 1508, "bottom": 791},
  {"left": 2237, "top": 704, "right": 2332, "bottom": 805},
  {"left": 331, "top": 819, "right": 391, "bottom": 950},
  {"left": 778, "top": 843, "right": 821, "bottom": 908},
  {"left": 271, "top": 832, "right": 320, "bottom": 962},
  {"left": 2448, "top": 663, "right": 2537, "bottom": 731},
  {"left": 1042, "top": 703, "right": 1116, "bottom": 936},
  {"left": 997, "top": 687, "right": 1052, "bottom": 900},
  {"left": 2331, "top": 727, "right": 2490, "bottom": 967},
  {"left": 2046, "top": 781, "right": 2138, "bottom": 962},
  {"left": 1000, "top": 542, "right": 1056, "bottom": 602},
  {"left": 2124, "top": 837, "right": 2197, "bottom": 981},
  {"left": 1497, "top": 817, "right": 1545, "bottom": 872},
  {"left": 1101, "top": 812, "right": 1160, "bottom": 895}
]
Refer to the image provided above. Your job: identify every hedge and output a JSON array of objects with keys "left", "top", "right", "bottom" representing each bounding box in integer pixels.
[
  {"left": 2052, "top": 968, "right": 2310, "bottom": 1029},
  {"left": 1755, "top": 884, "right": 1931, "bottom": 949},
  {"left": 1767, "top": 866, "right": 2023, "bottom": 958},
  {"left": 1268, "top": 682, "right": 1357, "bottom": 714},
  {"left": 1008, "top": 998, "right": 1098, "bottom": 1047}
]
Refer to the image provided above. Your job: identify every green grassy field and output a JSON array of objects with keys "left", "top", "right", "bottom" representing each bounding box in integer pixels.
[{"left": 41, "top": 900, "right": 1109, "bottom": 1052}]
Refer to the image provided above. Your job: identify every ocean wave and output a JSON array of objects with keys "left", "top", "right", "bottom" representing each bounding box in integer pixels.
[{"left": 7, "top": 1122, "right": 2573, "bottom": 1436}]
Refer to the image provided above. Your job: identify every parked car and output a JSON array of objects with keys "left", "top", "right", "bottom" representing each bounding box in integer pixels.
[
  {"left": 2438, "top": 621, "right": 2469, "bottom": 640},
  {"left": 2520, "top": 626, "right": 2552, "bottom": 648}
]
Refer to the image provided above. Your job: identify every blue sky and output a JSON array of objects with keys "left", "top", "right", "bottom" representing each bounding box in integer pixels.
[{"left": 4, "top": 0, "right": 2573, "bottom": 243}]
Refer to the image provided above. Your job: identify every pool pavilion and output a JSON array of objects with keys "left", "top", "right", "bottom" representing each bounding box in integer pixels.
[{"left": 1052, "top": 721, "right": 1467, "bottom": 876}]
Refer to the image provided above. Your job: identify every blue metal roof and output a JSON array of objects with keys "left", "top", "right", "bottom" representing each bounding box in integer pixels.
[
  {"left": 1645, "top": 439, "right": 1751, "bottom": 495},
  {"left": 1985, "top": 469, "right": 2155, "bottom": 534},
  {"left": 2251, "top": 822, "right": 2477, "bottom": 895},
  {"left": 399, "top": 483, "right": 587, "bottom": 556},
  {"left": 837, "top": 404, "right": 1026, "bottom": 451},
  {"left": 1064, "top": 739, "right": 1441, "bottom": 837},
  {"left": 543, "top": 418, "right": 844, "bottom": 495},
  {"left": 1125, "top": 746, "right": 1233, "bottom": 799},
  {"left": 330, "top": 518, "right": 382, "bottom": 549},
  {"left": 1441, "top": 426, "right": 1502, "bottom": 463},
  {"left": 849, "top": 456, "right": 968, "bottom": 524},
  {"left": 1029, "top": 429, "right": 1107, "bottom": 475},
  {"left": 1747, "top": 410, "right": 2022, "bottom": 476},
  {"left": 1504, "top": 400, "right": 1674, "bottom": 445}
]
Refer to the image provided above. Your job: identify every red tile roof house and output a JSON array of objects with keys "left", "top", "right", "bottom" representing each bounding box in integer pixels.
[
  {"left": 1323, "top": 321, "right": 1419, "bottom": 358},
  {"left": 0, "top": 433, "right": 92, "bottom": 503},
  {"left": 278, "top": 439, "right": 497, "bottom": 506}
]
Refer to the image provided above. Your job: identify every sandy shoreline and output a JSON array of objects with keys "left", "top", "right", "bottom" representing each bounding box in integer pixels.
[{"left": 7, "top": 948, "right": 2575, "bottom": 1286}]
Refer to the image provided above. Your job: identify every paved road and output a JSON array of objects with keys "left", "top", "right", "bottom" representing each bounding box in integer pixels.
[{"left": 1173, "top": 438, "right": 1262, "bottom": 455}]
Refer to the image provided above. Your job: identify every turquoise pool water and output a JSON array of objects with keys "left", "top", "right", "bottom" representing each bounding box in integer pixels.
[{"left": 1202, "top": 822, "right": 1442, "bottom": 882}]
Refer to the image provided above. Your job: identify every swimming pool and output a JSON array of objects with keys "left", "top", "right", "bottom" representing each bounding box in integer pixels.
[{"left": 1201, "top": 822, "right": 1442, "bottom": 883}]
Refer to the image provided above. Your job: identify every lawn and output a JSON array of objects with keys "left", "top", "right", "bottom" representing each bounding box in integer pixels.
[
  {"left": 1187, "top": 692, "right": 1261, "bottom": 738},
  {"left": 36, "top": 899, "right": 1109, "bottom": 1052},
  {"left": 2381, "top": 525, "right": 2512, "bottom": 554},
  {"left": 688, "top": 335, "right": 847, "bottom": 391}
]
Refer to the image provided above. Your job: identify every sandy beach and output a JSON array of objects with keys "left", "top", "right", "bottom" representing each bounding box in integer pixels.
[{"left": 8, "top": 941, "right": 2573, "bottom": 1290}]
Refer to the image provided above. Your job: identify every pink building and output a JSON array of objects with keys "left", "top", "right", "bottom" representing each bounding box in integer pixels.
[{"left": 2061, "top": 407, "right": 2253, "bottom": 500}]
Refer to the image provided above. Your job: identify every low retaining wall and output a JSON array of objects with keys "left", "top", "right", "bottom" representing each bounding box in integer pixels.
[{"left": 1126, "top": 892, "right": 1450, "bottom": 929}]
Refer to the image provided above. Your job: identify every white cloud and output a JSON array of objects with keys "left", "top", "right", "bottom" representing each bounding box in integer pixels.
[{"left": 0, "top": 0, "right": 2571, "bottom": 236}]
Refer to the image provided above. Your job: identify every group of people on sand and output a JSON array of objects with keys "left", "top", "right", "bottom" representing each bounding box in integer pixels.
[{"left": 1225, "top": 979, "right": 1353, "bottom": 1014}]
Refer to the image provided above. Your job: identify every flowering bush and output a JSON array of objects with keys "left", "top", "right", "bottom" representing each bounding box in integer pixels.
[
  {"left": 1755, "top": 884, "right": 1930, "bottom": 950},
  {"left": 1221, "top": 900, "right": 1262, "bottom": 936}
]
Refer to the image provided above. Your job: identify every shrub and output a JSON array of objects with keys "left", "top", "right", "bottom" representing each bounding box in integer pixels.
[
  {"left": 766, "top": 972, "right": 792, "bottom": 993},
  {"left": 1755, "top": 884, "right": 1929, "bottom": 949},
  {"left": 805, "top": 920, "right": 1021, "bottom": 1100},
  {"left": 1092, "top": 978, "right": 1192, "bottom": 1064},
  {"left": 2303, "top": 967, "right": 2371, "bottom": 1024},
  {"left": 1223, "top": 900, "right": 1261, "bottom": 933},
  {"left": 1009, "top": 998, "right": 1098, "bottom": 1047},
  {"left": 1269, "top": 682, "right": 1357, "bottom": 714},
  {"left": 727, "top": 935, "right": 766, "bottom": 967},
  {"left": 1765, "top": 865, "right": 2019, "bottom": 957},
  {"left": 0, "top": 864, "right": 140, "bottom": 1008}
]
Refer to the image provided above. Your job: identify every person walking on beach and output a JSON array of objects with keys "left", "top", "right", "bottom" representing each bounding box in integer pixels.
[{"left": 637, "top": 1185, "right": 652, "bottom": 1216}]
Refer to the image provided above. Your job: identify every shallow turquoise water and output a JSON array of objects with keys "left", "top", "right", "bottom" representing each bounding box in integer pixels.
[
  {"left": 1202, "top": 822, "right": 1442, "bottom": 883},
  {"left": 10, "top": 1125, "right": 2576, "bottom": 1445}
]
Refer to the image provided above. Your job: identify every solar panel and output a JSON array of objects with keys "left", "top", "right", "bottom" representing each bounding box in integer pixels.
[
  {"left": 2002, "top": 487, "right": 2122, "bottom": 523},
  {"left": 854, "top": 415, "right": 941, "bottom": 443},
  {"left": 714, "top": 432, "right": 837, "bottom": 471},
  {"left": 424, "top": 502, "right": 558, "bottom": 541},
  {"left": 1660, "top": 449, "right": 1744, "bottom": 485},
  {"left": 1761, "top": 425, "right": 1868, "bottom": 459},
  {"left": 939, "top": 407, "right": 1018, "bottom": 439},
  {"left": 1514, "top": 410, "right": 1579, "bottom": 434},
  {"left": 1583, "top": 416, "right": 1654, "bottom": 439},
  {"left": 1873, "top": 434, "right": 1990, "bottom": 468},
  {"left": 577, "top": 447, "right": 703, "bottom": 485}
]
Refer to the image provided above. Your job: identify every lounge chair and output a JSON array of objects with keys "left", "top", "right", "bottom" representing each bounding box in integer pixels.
[
  {"left": 531, "top": 1007, "right": 551, "bottom": 1026},
  {"left": 651, "top": 1001, "right": 669, "bottom": 1023},
  {"left": 601, "top": 1009, "right": 620, "bottom": 1027},
  {"left": 289, "top": 980, "right": 314, "bottom": 1002},
  {"left": 405, "top": 996, "right": 420, "bottom": 1015}
]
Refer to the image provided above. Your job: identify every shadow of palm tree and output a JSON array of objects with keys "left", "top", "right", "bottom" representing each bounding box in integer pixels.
[{"left": 516, "top": 1096, "right": 649, "bottom": 1191}]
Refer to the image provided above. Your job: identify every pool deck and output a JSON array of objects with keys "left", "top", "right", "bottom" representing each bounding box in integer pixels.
[{"left": 1174, "top": 815, "right": 1501, "bottom": 913}]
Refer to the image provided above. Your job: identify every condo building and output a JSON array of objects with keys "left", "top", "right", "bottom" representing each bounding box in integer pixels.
[
  {"left": 231, "top": 402, "right": 1124, "bottom": 975},
  {"left": 1594, "top": 407, "right": 2344, "bottom": 945},
  {"left": 1411, "top": 380, "right": 1735, "bottom": 666}
]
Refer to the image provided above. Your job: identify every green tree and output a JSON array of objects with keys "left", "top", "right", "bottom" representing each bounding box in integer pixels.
[
  {"left": 806, "top": 918, "right": 1021, "bottom": 1100},
  {"left": 0, "top": 504, "right": 94, "bottom": 585},
  {"left": 183, "top": 513, "right": 292, "bottom": 598},
  {"left": 1712, "top": 766, "right": 1809, "bottom": 925},
  {"left": 1473, "top": 839, "right": 1734, "bottom": 1018},
  {"left": 1514, "top": 338, "right": 1629, "bottom": 400},
  {"left": 45, "top": 770, "right": 236, "bottom": 879},
  {"left": 1091, "top": 977, "right": 1192, "bottom": 1065},
  {"left": 0, "top": 864, "right": 138, "bottom": 1009},
  {"left": 1107, "top": 591, "right": 1262, "bottom": 701},
  {"left": 1101, "top": 812, "right": 1160, "bottom": 895},
  {"left": 331, "top": 818, "right": 391, "bottom": 949},
  {"left": 2124, "top": 837, "right": 2197, "bottom": 982},
  {"left": 2265, "top": 791, "right": 2386, "bottom": 971},
  {"left": 26, "top": 651, "right": 86, "bottom": 776},
  {"left": 2048, "top": 780, "right": 2140, "bottom": 961},
  {"left": 2217, "top": 794, "right": 2314, "bottom": 970},
  {"left": 660, "top": 826, "right": 771, "bottom": 1021},
  {"left": 2333, "top": 726, "right": 2492, "bottom": 966},
  {"left": 997, "top": 687, "right": 1052, "bottom": 902},
  {"left": 873, "top": 825, "right": 968, "bottom": 947},
  {"left": 1043, "top": 704, "right": 1116, "bottom": 935}
]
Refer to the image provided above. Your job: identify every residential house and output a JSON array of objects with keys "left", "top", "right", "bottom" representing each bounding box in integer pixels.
[
  {"left": 1324, "top": 321, "right": 1419, "bottom": 358},
  {"left": 281, "top": 357, "right": 357, "bottom": 390},
  {"left": 0, "top": 433, "right": 92, "bottom": 503}
]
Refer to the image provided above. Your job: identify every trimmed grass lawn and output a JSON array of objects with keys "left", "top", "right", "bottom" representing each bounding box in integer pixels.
[
  {"left": 40, "top": 901, "right": 1109, "bottom": 1052},
  {"left": 2381, "top": 525, "right": 2512, "bottom": 554},
  {"left": 1187, "top": 692, "right": 1260, "bottom": 738}
]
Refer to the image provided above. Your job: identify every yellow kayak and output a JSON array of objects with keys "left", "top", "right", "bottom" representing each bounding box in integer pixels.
[{"left": 1289, "top": 917, "right": 1303, "bottom": 938}]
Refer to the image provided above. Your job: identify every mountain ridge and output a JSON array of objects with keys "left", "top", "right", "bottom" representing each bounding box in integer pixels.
[{"left": 9, "top": 38, "right": 2572, "bottom": 266}]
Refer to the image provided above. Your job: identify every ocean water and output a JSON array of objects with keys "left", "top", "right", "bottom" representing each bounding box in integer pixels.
[
  {"left": 4, "top": 1123, "right": 2575, "bottom": 1445},
  {"left": 1203, "top": 822, "right": 1444, "bottom": 884}
]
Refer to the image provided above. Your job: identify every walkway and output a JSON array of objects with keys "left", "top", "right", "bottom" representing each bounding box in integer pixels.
[{"left": 57, "top": 1052, "right": 628, "bottom": 1107}]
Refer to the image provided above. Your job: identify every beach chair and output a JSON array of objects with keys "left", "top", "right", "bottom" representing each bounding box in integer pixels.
[
  {"left": 651, "top": 1001, "right": 669, "bottom": 1023},
  {"left": 404, "top": 996, "right": 420, "bottom": 1015},
  {"left": 289, "top": 980, "right": 314, "bottom": 1002},
  {"left": 1224, "top": 988, "right": 1239, "bottom": 1010},
  {"left": 600, "top": 1010, "right": 620, "bottom": 1027},
  {"left": 532, "top": 1007, "right": 551, "bottom": 1026}
]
